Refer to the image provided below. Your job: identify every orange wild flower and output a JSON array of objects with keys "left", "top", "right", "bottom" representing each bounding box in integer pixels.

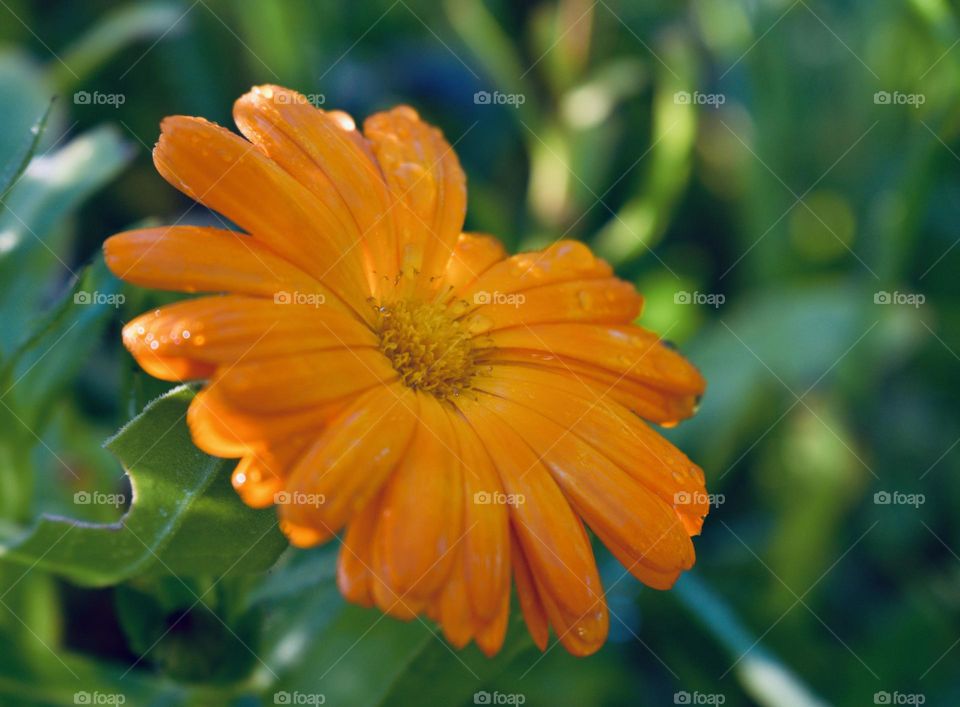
[{"left": 104, "top": 85, "right": 709, "bottom": 657}]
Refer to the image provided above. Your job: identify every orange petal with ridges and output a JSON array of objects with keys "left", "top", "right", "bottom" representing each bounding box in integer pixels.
[
  {"left": 457, "top": 399, "right": 607, "bottom": 648},
  {"left": 364, "top": 106, "right": 466, "bottom": 295},
  {"left": 104, "top": 227, "right": 346, "bottom": 309},
  {"left": 509, "top": 530, "right": 548, "bottom": 651},
  {"left": 442, "top": 232, "right": 507, "bottom": 295},
  {"left": 279, "top": 384, "right": 417, "bottom": 540},
  {"left": 374, "top": 393, "right": 463, "bottom": 604},
  {"left": 337, "top": 495, "right": 381, "bottom": 607},
  {"left": 475, "top": 365, "right": 708, "bottom": 535},
  {"left": 456, "top": 240, "right": 612, "bottom": 305},
  {"left": 458, "top": 277, "right": 641, "bottom": 332},
  {"left": 474, "top": 582, "right": 510, "bottom": 657},
  {"left": 233, "top": 86, "right": 399, "bottom": 293},
  {"left": 231, "top": 438, "right": 312, "bottom": 509},
  {"left": 187, "top": 386, "right": 332, "bottom": 457},
  {"left": 482, "top": 355, "right": 699, "bottom": 424},
  {"left": 207, "top": 348, "right": 395, "bottom": 413},
  {"left": 449, "top": 409, "right": 510, "bottom": 623},
  {"left": 122, "top": 296, "right": 377, "bottom": 376},
  {"left": 485, "top": 323, "right": 705, "bottom": 396},
  {"left": 475, "top": 391, "right": 695, "bottom": 574},
  {"left": 153, "top": 116, "right": 372, "bottom": 318}
]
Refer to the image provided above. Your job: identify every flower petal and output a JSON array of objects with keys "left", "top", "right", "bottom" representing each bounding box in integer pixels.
[
  {"left": 233, "top": 86, "right": 399, "bottom": 293},
  {"left": 474, "top": 390, "right": 695, "bottom": 575},
  {"left": 279, "top": 384, "right": 417, "bottom": 541},
  {"left": 122, "top": 295, "right": 377, "bottom": 377},
  {"left": 456, "top": 240, "right": 612, "bottom": 307},
  {"left": 207, "top": 348, "right": 396, "bottom": 413},
  {"left": 457, "top": 397, "right": 608, "bottom": 654},
  {"left": 364, "top": 106, "right": 466, "bottom": 296},
  {"left": 373, "top": 393, "right": 463, "bottom": 606},
  {"left": 451, "top": 409, "right": 510, "bottom": 623},
  {"left": 187, "top": 385, "right": 332, "bottom": 457},
  {"left": 481, "top": 354, "right": 699, "bottom": 424},
  {"left": 104, "top": 226, "right": 344, "bottom": 307},
  {"left": 484, "top": 323, "right": 705, "bottom": 396},
  {"left": 231, "top": 438, "right": 312, "bottom": 509},
  {"left": 458, "top": 277, "right": 641, "bottom": 332},
  {"left": 337, "top": 494, "right": 381, "bottom": 607},
  {"left": 475, "top": 365, "right": 708, "bottom": 535},
  {"left": 442, "top": 232, "right": 507, "bottom": 295},
  {"left": 509, "top": 530, "right": 548, "bottom": 651},
  {"left": 153, "top": 116, "right": 372, "bottom": 317}
]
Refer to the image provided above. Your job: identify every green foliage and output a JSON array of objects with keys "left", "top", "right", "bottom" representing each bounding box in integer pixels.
[
  {"left": 0, "top": 1, "right": 957, "bottom": 705},
  {"left": 0, "top": 386, "right": 286, "bottom": 585}
]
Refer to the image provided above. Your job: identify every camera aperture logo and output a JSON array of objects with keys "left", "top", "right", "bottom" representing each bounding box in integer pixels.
[
  {"left": 473, "top": 290, "right": 525, "bottom": 308},
  {"left": 474, "top": 90, "right": 525, "bottom": 107},
  {"left": 74, "top": 290, "right": 125, "bottom": 308},
  {"left": 274, "top": 290, "right": 326, "bottom": 307}
]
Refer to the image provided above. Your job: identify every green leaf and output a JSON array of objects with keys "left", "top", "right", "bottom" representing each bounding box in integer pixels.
[
  {"left": 0, "top": 386, "right": 286, "bottom": 586},
  {"left": 0, "top": 50, "right": 55, "bottom": 183},
  {"left": 0, "top": 125, "right": 133, "bottom": 354},
  {"left": 255, "top": 546, "right": 534, "bottom": 707},
  {"left": 50, "top": 2, "right": 191, "bottom": 92},
  {"left": 674, "top": 573, "right": 829, "bottom": 707},
  {"left": 0, "top": 100, "right": 52, "bottom": 201},
  {"left": 2, "top": 255, "right": 122, "bottom": 430}
]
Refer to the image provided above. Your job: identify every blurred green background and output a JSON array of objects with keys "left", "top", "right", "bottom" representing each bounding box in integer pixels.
[{"left": 0, "top": 0, "right": 958, "bottom": 705}]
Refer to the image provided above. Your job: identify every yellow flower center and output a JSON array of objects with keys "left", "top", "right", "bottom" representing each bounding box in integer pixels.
[{"left": 375, "top": 298, "right": 478, "bottom": 399}]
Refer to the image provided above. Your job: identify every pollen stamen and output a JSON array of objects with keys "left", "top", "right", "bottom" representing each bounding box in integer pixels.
[{"left": 376, "top": 299, "right": 478, "bottom": 399}]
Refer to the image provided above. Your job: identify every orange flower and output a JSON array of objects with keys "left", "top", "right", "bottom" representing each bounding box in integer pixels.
[{"left": 104, "top": 85, "right": 708, "bottom": 657}]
